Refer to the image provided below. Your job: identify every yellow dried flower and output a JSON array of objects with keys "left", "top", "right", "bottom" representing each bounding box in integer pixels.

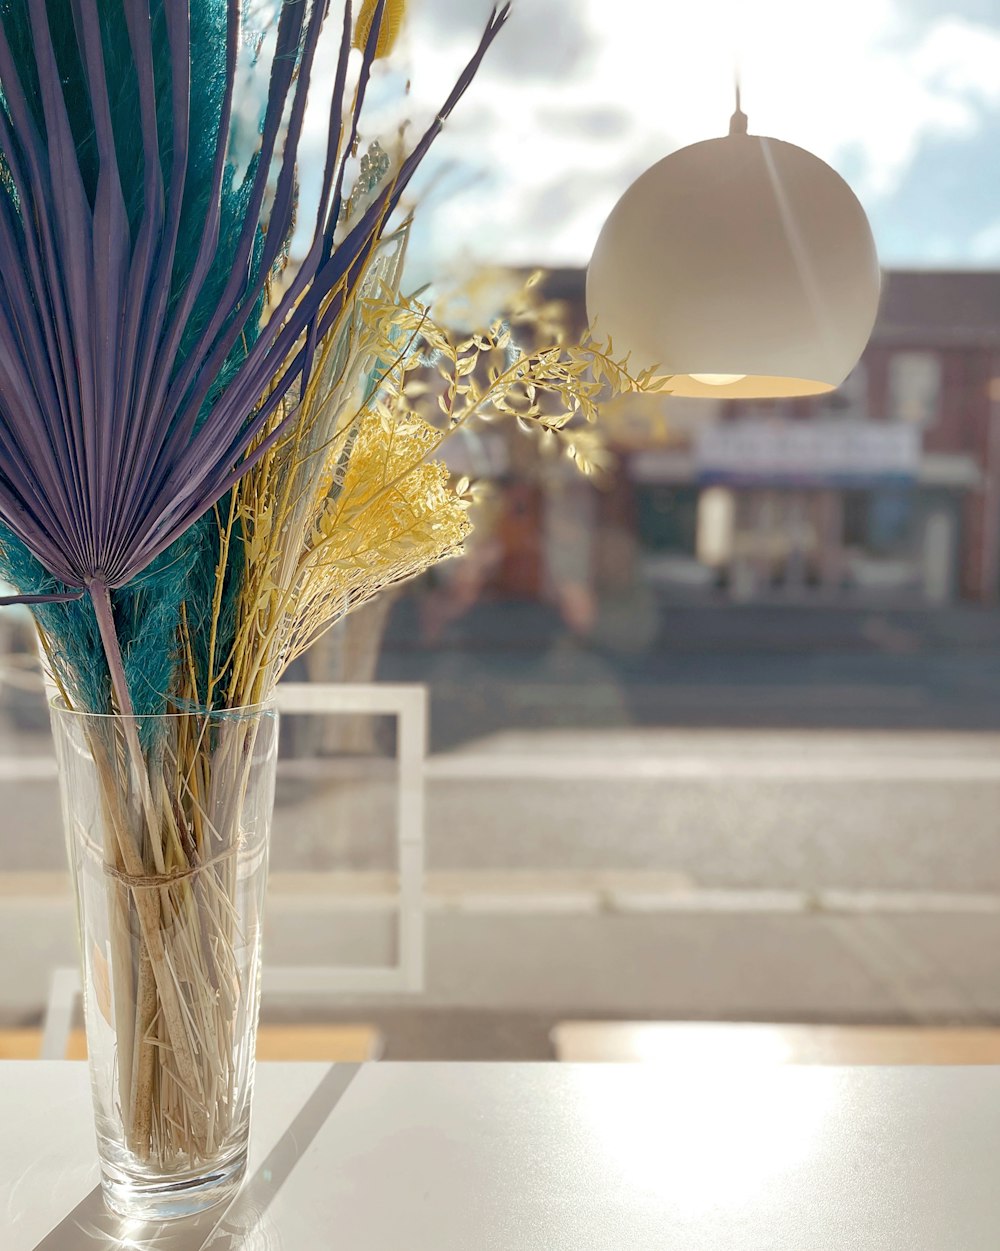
[
  {"left": 187, "top": 237, "right": 648, "bottom": 712},
  {"left": 354, "top": 0, "right": 407, "bottom": 58}
]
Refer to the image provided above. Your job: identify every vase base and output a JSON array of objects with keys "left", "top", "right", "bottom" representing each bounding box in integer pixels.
[{"left": 101, "top": 1143, "right": 247, "bottom": 1222}]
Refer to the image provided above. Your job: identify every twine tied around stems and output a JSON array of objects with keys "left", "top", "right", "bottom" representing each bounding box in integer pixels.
[{"left": 102, "top": 844, "right": 239, "bottom": 889}]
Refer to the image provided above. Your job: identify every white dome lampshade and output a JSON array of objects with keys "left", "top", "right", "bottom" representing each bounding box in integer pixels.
[{"left": 586, "top": 108, "right": 881, "bottom": 398}]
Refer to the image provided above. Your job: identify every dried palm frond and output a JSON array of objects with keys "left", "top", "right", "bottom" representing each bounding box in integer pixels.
[
  {"left": 0, "top": 0, "right": 673, "bottom": 1183},
  {"left": 0, "top": 0, "right": 509, "bottom": 720}
]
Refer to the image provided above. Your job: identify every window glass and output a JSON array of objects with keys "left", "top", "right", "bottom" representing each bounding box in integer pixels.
[
  {"left": 888, "top": 351, "right": 941, "bottom": 425},
  {"left": 6, "top": 1, "right": 1000, "bottom": 1070}
]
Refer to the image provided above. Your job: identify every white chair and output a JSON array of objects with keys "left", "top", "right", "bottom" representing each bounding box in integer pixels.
[{"left": 41, "top": 681, "right": 427, "bottom": 1059}]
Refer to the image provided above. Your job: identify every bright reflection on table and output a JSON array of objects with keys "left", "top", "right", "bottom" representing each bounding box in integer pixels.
[
  {"left": 627, "top": 1024, "right": 801, "bottom": 1065},
  {"left": 24, "top": 1189, "right": 283, "bottom": 1251},
  {"left": 579, "top": 1066, "right": 838, "bottom": 1213}
]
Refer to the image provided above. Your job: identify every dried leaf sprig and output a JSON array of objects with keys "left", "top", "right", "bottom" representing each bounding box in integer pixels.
[{"left": 193, "top": 268, "right": 648, "bottom": 710}]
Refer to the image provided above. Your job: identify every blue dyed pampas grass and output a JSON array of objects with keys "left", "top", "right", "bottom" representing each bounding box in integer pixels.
[
  {"left": 0, "top": 0, "right": 527, "bottom": 1176},
  {"left": 0, "top": 0, "right": 508, "bottom": 720}
]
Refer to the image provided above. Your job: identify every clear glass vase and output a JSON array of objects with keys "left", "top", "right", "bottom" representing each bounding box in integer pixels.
[{"left": 50, "top": 701, "right": 278, "bottom": 1221}]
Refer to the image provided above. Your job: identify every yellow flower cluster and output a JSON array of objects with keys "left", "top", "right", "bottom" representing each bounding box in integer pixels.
[{"left": 182, "top": 232, "right": 650, "bottom": 710}]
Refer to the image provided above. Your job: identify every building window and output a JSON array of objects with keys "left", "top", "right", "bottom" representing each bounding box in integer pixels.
[
  {"left": 888, "top": 351, "right": 941, "bottom": 426},
  {"left": 696, "top": 486, "right": 735, "bottom": 568},
  {"left": 823, "top": 362, "right": 868, "bottom": 417},
  {"left": 844, "top": 487, "right": 916, "bottom": 555},
  {"left": 636, "top": 485, "right": 699, "bottom": 555}
]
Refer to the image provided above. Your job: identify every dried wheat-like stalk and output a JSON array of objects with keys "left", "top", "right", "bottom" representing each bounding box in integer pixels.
[
  {"left": 197, "top": 265, "right": 652, "bottom": 713},
  {"left": 0, "top": 0, "right": 661, "bottom": 1183}
]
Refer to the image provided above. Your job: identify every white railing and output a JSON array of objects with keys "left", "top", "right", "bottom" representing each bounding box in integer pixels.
[{"left": 40, "top": 681, "right": 427, "bottom": 1058}]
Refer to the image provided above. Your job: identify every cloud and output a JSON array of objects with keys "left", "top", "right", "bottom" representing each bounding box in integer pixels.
[
  {"left": 867, "top": 118, "right": 1000, "bottom": 266},
  {"left": 970, "top": 219, "right": 1000, "bottom": 263},
  {"left": 474, "top": 0, "right": 593, "bottom": 80},
  {"left": 297, "top": 1, "right": 1000, "bottom": 270}
]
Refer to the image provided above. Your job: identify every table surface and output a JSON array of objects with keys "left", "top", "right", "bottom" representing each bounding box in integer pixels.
[{"left": 5, "top": 1060, "right": 1000, "bottom": 1249}]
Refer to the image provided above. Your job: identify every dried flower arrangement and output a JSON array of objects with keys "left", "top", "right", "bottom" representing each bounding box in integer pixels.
[{"left": 0, "top": 0, "right": 647, "bottom": 1195}]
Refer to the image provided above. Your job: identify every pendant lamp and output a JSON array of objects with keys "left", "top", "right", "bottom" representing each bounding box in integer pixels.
[{"left": 586, "top": 93, "right": 881, "bottom": 398}]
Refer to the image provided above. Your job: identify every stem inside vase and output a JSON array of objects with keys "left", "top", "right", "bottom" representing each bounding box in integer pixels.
[{"left": 53, "top": 700, "right": 277, "bottom": 1219}]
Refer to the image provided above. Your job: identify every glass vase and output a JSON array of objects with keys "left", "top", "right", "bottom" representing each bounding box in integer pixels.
[{"left": 50, "top": 701, "right": 278, "bottom": 1221}]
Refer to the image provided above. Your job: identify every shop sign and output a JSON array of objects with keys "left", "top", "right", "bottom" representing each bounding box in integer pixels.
[{"left": 694, "top": 419, "right": 920, "bottom": 486}]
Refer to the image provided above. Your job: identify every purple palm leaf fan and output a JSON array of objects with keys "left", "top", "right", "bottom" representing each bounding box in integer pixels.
[{"left": 0, "top": 0, "right": 510, "bottom": 723}]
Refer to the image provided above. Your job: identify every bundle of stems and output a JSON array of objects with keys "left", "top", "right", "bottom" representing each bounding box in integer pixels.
[
  {"left": 76, "top": 708, "right": 265, "bottom": 1165},
  {"left": 55, "top": 260, "right": 644, "bottom": 1169},
  {"left": 0, "top": 0, "right": 655, "bottom": 1171},
  {"left": 0, "top": 0, "right": 512, "bottom": 1167}
]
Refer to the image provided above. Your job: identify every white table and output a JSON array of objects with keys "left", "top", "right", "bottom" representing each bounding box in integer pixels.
[{"left": 4, "top": 1061, "right": 1000, "bottom": 1248}]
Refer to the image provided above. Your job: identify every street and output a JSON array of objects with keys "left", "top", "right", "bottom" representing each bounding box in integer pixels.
[{"left": 3, "top": 598, "right": 1000, "bottom": 1053}]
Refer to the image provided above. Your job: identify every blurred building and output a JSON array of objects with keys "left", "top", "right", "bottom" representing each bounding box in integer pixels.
[{"left": 476, "top": 269, "right": 1000, "bottom": 608}]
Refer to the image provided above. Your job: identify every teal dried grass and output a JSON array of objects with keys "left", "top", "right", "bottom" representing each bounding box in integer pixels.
[
  {"left": 0, "top": 0, "right": 269, "bottom": 718},
  {"left": 0, "top": 0, "right": 509, "bottom": 728}
]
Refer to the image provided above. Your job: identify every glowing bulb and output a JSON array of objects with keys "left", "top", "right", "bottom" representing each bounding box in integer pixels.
[{"left": 689, "top": 373, "right": 747, "bottom": 386}]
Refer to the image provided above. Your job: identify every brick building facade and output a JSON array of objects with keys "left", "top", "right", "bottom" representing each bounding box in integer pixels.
[{"left": 482, "top": 269, "right": 1000, "bottom": 607}]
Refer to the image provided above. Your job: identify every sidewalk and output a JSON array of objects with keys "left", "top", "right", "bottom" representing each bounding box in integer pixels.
[{"left": 378, "top": 597, "right": 1000, "bottom": 749}]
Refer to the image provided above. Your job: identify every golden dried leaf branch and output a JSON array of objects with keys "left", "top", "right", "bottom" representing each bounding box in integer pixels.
[{"left": 180, "top": 263, "right": 650, "bottom": 712}]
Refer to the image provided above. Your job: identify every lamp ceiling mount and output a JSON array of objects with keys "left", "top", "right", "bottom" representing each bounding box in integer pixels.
[{"left": 729, "top": 80, "right": 748, "bottom": 137}]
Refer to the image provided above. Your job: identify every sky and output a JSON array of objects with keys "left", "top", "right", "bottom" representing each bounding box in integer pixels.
[{"left": 300, "top": 0, "right": 1000, "bottom": 280}]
